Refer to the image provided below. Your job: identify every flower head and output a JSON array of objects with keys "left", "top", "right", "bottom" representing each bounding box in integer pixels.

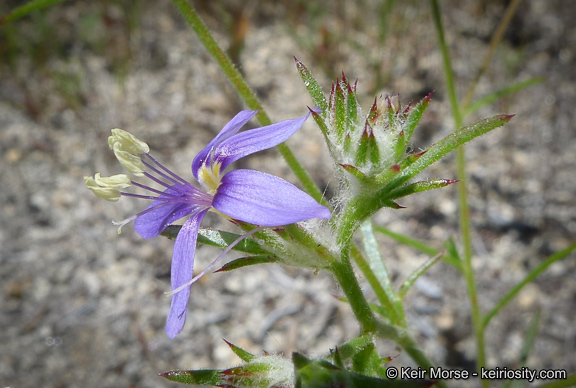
[{"left": 86, "top": 110, "right": 331, "bottom": 338}]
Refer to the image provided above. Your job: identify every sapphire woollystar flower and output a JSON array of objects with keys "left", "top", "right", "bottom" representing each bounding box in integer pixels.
[{"left": 85, "top": 110, "right": 331, "bottom": 338}]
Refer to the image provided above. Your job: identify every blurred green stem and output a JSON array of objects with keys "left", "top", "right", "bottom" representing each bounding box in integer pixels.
[
  {"left": 431, "top": 1, "right": 525, "bottom": 384},
  {"left": 169, "top": 0, "right": 327, "bottom": 206},
  {"left": 0, "top": 0, "right": 68, "bottom": 24},
  {"left": 430, "top": 1, "right": 487, "bottom": 386},
  {"left": 461, "top": 0, "right": 523, "bottom": 111}
]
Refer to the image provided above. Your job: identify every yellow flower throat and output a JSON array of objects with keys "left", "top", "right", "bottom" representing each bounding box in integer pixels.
[{"left": 198, "top": 162, "right": 222, "bottom": 195}]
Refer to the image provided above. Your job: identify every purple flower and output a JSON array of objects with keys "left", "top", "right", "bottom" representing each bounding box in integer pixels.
[{"left": 85, "top": 110, "right": 331, "bottom": 338}]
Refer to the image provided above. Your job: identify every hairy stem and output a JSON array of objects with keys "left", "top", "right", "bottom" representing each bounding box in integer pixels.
[{"left": 330, "top": 250, "right": 378, "bottom": 334}]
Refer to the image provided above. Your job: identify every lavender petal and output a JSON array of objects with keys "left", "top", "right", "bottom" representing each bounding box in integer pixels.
[
  {"left": 165, "top": 210, "right": 208, "bottom": 338},
  {"left": 192, "top": 110, "right": 258, "bottom": 179},
  {"left": 213, "top": 169, "right": 331, "bottom": 226},
  {"left": 212, "top": 112, "right": 311, "bottom": 171},
  {"left": 134, "top": 186, "right": 202, "bottom": 239}
]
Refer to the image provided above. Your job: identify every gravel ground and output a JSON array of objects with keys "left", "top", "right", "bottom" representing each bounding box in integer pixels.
[{"left": 1, "top": 1, "right": 575, "bottom": 387}]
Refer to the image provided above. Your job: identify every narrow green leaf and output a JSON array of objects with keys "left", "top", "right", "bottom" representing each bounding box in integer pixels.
[
  {"left": 294, "top": 57, "right": 328, "bottom": 114},
  {"left": 344, "top": 75, "right": 359, "bottom": 126},
  {"left": 377, "top": 151, "right": 424, "bottom": 186},
  {"left": 198, "top": 229, "right": 269, "bottom": 254},
  {"left": 369, "top": 130, "right": 380, "bottom": 165},
  {"left": 340, "top": 164, "right": 369, "bottom": 183},
  {"left": 355, "top": 127, "right": 371, "bottom": 167},
  {"left": 382, "top": 114, "right": 514, "bottom": 191},
  {"left": 386, "top": 95, "right": 397, "bottom": 128},
  {"left": 350, "top": 245, "right": 396, "bottom": 322},
  {"left": 333, "top": 335, "right": 375, "bottom": 361},
  {"left": 367, "top": 97, "right": 379, "bottom": 124},
  {"left": 0, "top": 0, "right": 68, "bottom": 25},
  {"left": 374, "top": 226, "right": 461, "bottom": 270},
  {"left": 504, "top": 310, "right": 541, "bottom": 388},
  {"left": 375, "top": 225, "right": 438, "bottom": 256},
  {"left": 369, "top": 301, "right": 390, "bottom": 319},
  {"left": 332, "top": 347, "right": 345, "bottom": 370},
  {"left": 310, "top": 107, "right": 330, "bottom": 141},
  {"left": 360, "top": 221, "right": 396, "bottom": 303},
  {"left": 443, "top": 238, "right": 462, "bottom": 269},
  {"left": 160, "top": 225, "right": 182, "bottom": 239},
  {"left": 222, "top": 362, "right": 269, "bottom": 378},
  {"left": 295, "top": 352, "right": 435, "bottom": 388},
  {"left": 343, "top": 133, "right": 353, "bottom": 154},
  {"left": 518, "top": 310, "right": 541, "bottom": 366},
  {"left": 161, "top": 226, "right": 269, "bottom": 255},
  {"left": 463, "top": 77, "right": 545, "bottom": 117},
  {"left": 351, "top": 342, "right": 387, "bottom": 377},
  {"left": 483, "top": 242, "right": 576, "bottom": 328},
  {"left": 376, "top": 164, "right": 402, "bottom": 186},
  {"left": 159, "top": 369, "right": 222, "bottom": 385},
  {"left": 404, "top": 93, "right": 433, "bottom": 143},
  {"left": 223, "top": 339, "right": 255, "bottom": 362},
  {"left": 215, "top": 255, "right": 276, "bottom": 272},
  {"left": 397, "top": 251, "right": 443, "bottom": 299},
  {"left": 394, "top": 130, "right": 406, "bottom": 163},
  {"left": 335, "top": 82, "right": 347, "bottom": 138},
  {"left": 386, "top": 179, "right": 459, "bottom": 200}
]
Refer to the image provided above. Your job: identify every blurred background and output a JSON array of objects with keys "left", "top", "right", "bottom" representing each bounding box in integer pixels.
[{"left": 1, "top": 0, "right": 575, "bottom": 386}]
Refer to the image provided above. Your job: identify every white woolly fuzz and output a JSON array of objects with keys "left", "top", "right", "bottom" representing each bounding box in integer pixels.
[{"left": 240, "top": 355, "right": 294, "bottom": 388}]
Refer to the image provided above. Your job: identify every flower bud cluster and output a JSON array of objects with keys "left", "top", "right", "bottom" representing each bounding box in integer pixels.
[
  {"left": 296, "top": 58, "right": 467, "bottom": 222},
  {"left": 310, "top": 73, "right": 432, "bottom": 186}
]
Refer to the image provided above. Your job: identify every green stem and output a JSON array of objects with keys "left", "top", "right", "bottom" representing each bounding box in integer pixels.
[
  {"left": 377, "top": 321, "right": 448, "bottom": 388},
  {"left": 0, "top": 0, "right": 68, "bottom": 24},
  {"left": 169, "top": 0, "right": 327, "bottom": 206},
  {"left": 350, "top": 245, "right": 400, "bottom": 323},
  {"left": 430, "top": 1, "right": 487, "bottom": 386},
  {"left": 359, "top": 221, "right": 406, "bottom": 325},
  {"left": 330, "top": 254, "right": 378, "bottom": 334}
]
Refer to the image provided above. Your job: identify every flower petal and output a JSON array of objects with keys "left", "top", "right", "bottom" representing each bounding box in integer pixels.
[
  {"left": 134, "top": 186, "right": 205, "bottom": 239},
  {"left": 212, "top": 169, "right": 331, "bottom": 226},
  {"left": 165, "top": 210, "right": 208, "bottom": 338},
  {"left": 211, "top": 111, "right": 311, "bottom": 172},
  {"left": 192, "top": 110, "right": 258, "bottom": 180}
]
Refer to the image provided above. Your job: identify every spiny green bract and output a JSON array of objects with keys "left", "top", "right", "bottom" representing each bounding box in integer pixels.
[
  {"left": 296, "top": 58, "right": 512, "bottom": 226},
  {"left": 296, "top": 58, "right": 431, "bottom": 184}
]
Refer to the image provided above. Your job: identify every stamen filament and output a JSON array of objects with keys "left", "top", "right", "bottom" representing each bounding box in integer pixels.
[
  {"left": 142, "top": 171, "right": 188, "bottom": 194},
  {"left": 140, "top": 170, "right": 211, "bottom": 203},
  {"left": 166, "top": 226, "right": 267, "bottom": 296},
  {"left": 141, "top": 159, "right": 193, "bottom": 192},
  {"left": 130, "top": 181, "right": 184, "bottom": 199},
  {"left": 138, "top": 201, "right": 171, "bottom": 215},
  {"left": 143, "top": 154, "right": 192, "bottom": 187},
  {"left": 121, "top": 192, "right": 168, "bottom": 201}
]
